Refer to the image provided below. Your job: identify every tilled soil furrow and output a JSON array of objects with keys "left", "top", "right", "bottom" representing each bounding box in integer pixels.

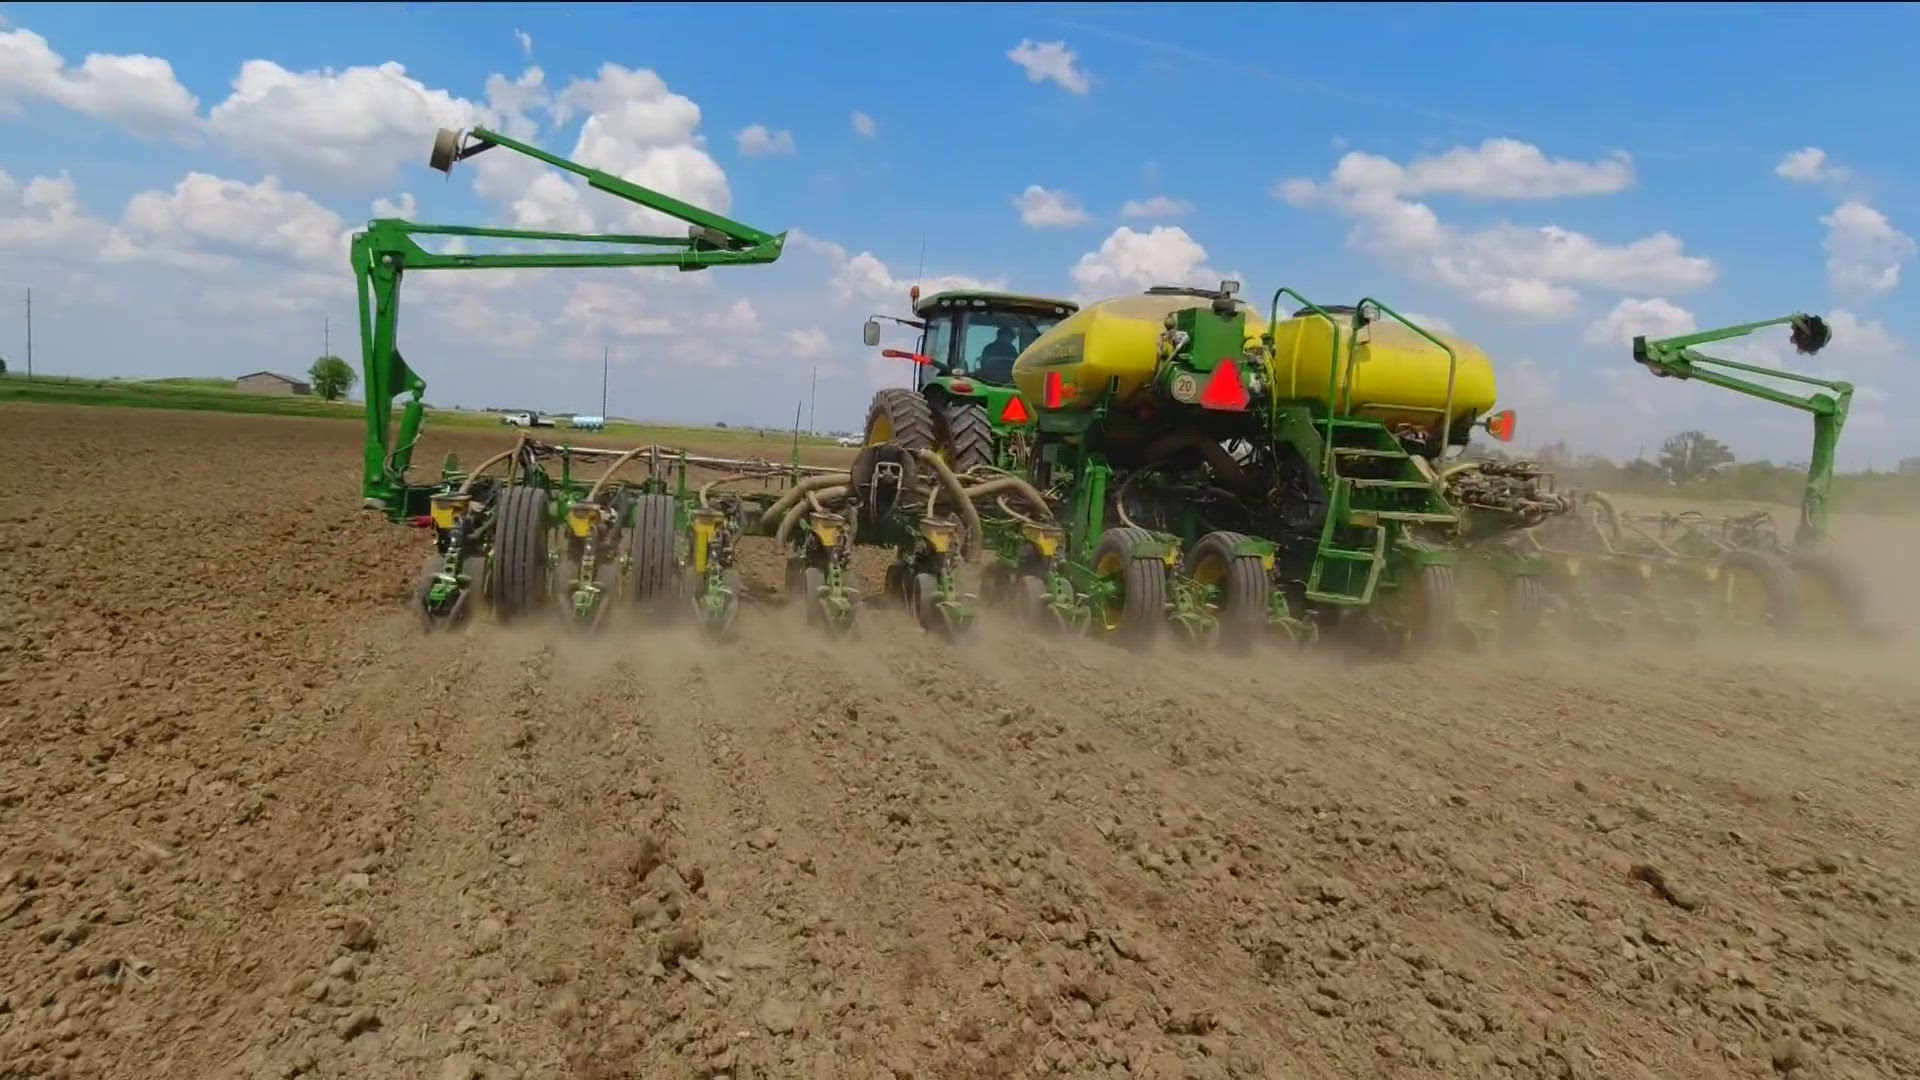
[{"left": 6, "top": 406, "right": 1920, "bottom": 1080}]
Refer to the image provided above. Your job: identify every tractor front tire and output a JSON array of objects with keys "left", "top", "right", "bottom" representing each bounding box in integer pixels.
[
  {"left": 492, "top": 485, "right": 551, "bottom": 624},
  {"left": 864, "top": 388, "right": 936, "bottom": 452}
]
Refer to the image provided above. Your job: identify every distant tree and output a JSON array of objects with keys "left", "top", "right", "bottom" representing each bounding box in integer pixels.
[
  {"left": 1657, "top": 430, "right": 1734, "bottom": 483},
  {"left": 309, "top": 355, "right": 356, "bottom": 401},
  {"left": 1901, "top": 456, "right": 1920, "bottom": 477},
  {"left": 1622, "top": 458, "right": 1663, "bottom": 482},
  {"left": 0, "top": 357, "right": 7, "bottom": 375}
]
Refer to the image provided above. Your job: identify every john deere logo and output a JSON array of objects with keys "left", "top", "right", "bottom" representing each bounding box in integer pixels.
[{"left": 1170, "top": 371, "right": 1200, "bottom": 403}]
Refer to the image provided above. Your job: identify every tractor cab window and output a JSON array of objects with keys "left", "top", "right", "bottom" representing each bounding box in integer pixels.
[
  {"left": 957, "top": 310, "right": 1063, "bottom": 384},
  {"left": 919, "top": 315, "right": 957, "bottom": 370}
]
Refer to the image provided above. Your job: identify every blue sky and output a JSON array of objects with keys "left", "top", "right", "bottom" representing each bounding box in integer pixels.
[{"left": 1, "top": 2, "right": 1914, "bottom": 467}]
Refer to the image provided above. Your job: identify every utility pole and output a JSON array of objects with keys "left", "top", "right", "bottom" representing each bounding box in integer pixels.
[
  {"left": 602, "top": 346, "right": 609, "bottom": 418},
  {"left": 790, "top": 401, "right": 802, "bottom": 477},
  {"left": 808, "top": 364, "right": 817, "bottom": 435},
  {"left": 323, "top": 315, "right": 330, "bottom": 359},
  {"left": 25, "top": 287, "right": 31, "bottom": 377}
]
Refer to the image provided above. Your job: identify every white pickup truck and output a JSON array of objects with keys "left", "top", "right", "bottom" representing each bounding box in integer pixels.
[{"left": 499, "top": 411, "right": 555, "bottom": 428}]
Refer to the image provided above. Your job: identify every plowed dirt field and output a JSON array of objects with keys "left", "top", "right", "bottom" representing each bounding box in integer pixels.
[{"left": 2, "top": 404, "right": 1917, "bottom": 1080}]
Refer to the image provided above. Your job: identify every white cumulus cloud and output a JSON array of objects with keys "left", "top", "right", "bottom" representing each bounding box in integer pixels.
[
  {"left": 1014, "top": 185, "right": 1090, "bottom": 228},
  {"left": 1821, "top": 199, "right": 1914, "bottom": 296},
  {"left": 515, "top": 29, "right": 533, "bottom": 56},
  {"left": 0, "top": 169, "right": 108, "bottom": 250},
  {"left": 1775, "top": 147, "right": 1851, "bottom": 186},
  {"left": 788, "top": 231, "right": 1002, "bottom": 307},
  {"left": 1070, "top": 226, "right": 1217, "bottom": 297},
  {"left": 482, "top": 63, "right": 730, "bottom": 236},
  {"left": 1278, "top": 139, "right": 1713, "bottom": 319},
  {"left": 851, "top": 110, "right": 876, "bottom": 139},
  {"left": 1583, "top": 297, "right": 1698, "bottom": 346},
  {"left": 736, "top": 123, "right": 795, "bottom": 157},
  {"left": 0, "top": 27, "right": 201, "bottom": 142},
  {"left": 114, "top": 172, "right": 348, "bottom": 270},
  {"left": 208, "top": 59, "right": 491, "bottom": 184},
  {"left": 1007, "top": 39, "right": 1090, "bottom": 95},
  {"left": 1286, "top": 138, "right": 1634, "bottom": 203},
  {"left": 1120, "top": 195, "right": 1193, "bottom": 220}
]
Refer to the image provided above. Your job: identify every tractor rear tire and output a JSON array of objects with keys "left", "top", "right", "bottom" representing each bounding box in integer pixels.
[
  {"left": 492, "top": 485, "right": 550, "bottom": 624},
  {"left": 1716, "top": 549, "right": 1802, "bottom": 633},
  {"left": 864, "top": 388, "right": 936, "bottom": 452},
  {"left": 1091, "top": 527, "right": 1167, "bottom": 650},
  {"left": 1181, "top": 531, "right": 1269, "bottom": 652},
  {"left": 938, "top": 400, "right": 996, "bottom": 474},
  {"left": 628, "top": 493, "right": 682, "bottom": 615}
]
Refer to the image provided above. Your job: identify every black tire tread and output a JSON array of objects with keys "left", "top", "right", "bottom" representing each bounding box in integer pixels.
[
  {"left": 1092, "top": 526, "right": 1166, "bottom": 647},
  {"left": 493, "top": 485, "right": 549, "bottom": 621},
  {"left": 865, "top": 388, "right": 936, "bottom": 451},
  {"left": 939, "top": 400, "right": 997, "bottom": 473},
  {"left": 1181, "top": 530, "right": 1269, "bottom": 634},
  {"left": 1407, "top": 562, "right": 1458, "bottom": 653},
  {"left": 628, "top": 493, "right": 681, "bottom": 605}
]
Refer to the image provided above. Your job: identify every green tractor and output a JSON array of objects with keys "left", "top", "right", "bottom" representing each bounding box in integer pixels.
[{"left": 860, "top": 287, "right": 1077, "bottom": 473}]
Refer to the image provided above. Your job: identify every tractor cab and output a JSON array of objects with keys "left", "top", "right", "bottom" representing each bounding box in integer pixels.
[{"left": 861, "top": 289, "right": 1077, "bottom": 472}]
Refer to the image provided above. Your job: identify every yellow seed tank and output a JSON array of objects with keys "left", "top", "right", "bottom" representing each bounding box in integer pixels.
[{"left": 1012, "top": 294, "right": 1498, "bottom": 430}]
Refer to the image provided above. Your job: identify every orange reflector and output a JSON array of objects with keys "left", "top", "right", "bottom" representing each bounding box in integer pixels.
[
  {"left": 950, "top": 379, "right": 975, "bottom": 394},
  {"left": 1198, "top": 357, "right": 1249, "bottom": 411},
  {"left": 1486, "top": 408, "right": 1517, "bottom": 442},
  {"left": 1043, "top": 370, "right": 1065, "bottom": 409},
  {"left": 1000, "top": 395, "right": 1031, "bottom": 424}
]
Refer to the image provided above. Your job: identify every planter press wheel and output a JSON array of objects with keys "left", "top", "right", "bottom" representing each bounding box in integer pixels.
[
  {"left": 1090, "top": 527, "right": 1167, "bottom": 651},
  {"left": 1398, "top": 561, "right": 1460, "bottom": 657},
  {"left": 491, "top": 485, "right": 551, "bottom": 625},
  {"left": 803, "top": 565, "right": 856, "bottom": 638},
  {"left": 1714, "top": 550, "right": 1802, "bottom": 634},
  {"left": 911, "top": 571, "right": 971, "bottom": 641},
  {"left": 1182, "top": 531, "right": 1270, "bottom": 655}
]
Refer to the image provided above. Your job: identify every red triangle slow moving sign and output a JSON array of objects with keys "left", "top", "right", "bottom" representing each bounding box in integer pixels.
[
  {"left": 1000, "top": 395, "right": 1031, "bottom": 424},
  {"left": 1198, "top": 357, "right": 1249, "bottom": 411}
]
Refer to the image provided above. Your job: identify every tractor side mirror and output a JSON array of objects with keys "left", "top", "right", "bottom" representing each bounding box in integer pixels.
[{"left": 862, "top": 318, "right": 881, "bottom": 348}]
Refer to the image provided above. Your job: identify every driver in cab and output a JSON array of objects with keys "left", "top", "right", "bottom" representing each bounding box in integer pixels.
[{"left": 976, "top": 326, "right": 1021, "bottom": 383}]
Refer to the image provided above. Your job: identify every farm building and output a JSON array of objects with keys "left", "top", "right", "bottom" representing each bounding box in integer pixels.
[{"left": 235, "top": 371, "right": 312, "bottom": 395}]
